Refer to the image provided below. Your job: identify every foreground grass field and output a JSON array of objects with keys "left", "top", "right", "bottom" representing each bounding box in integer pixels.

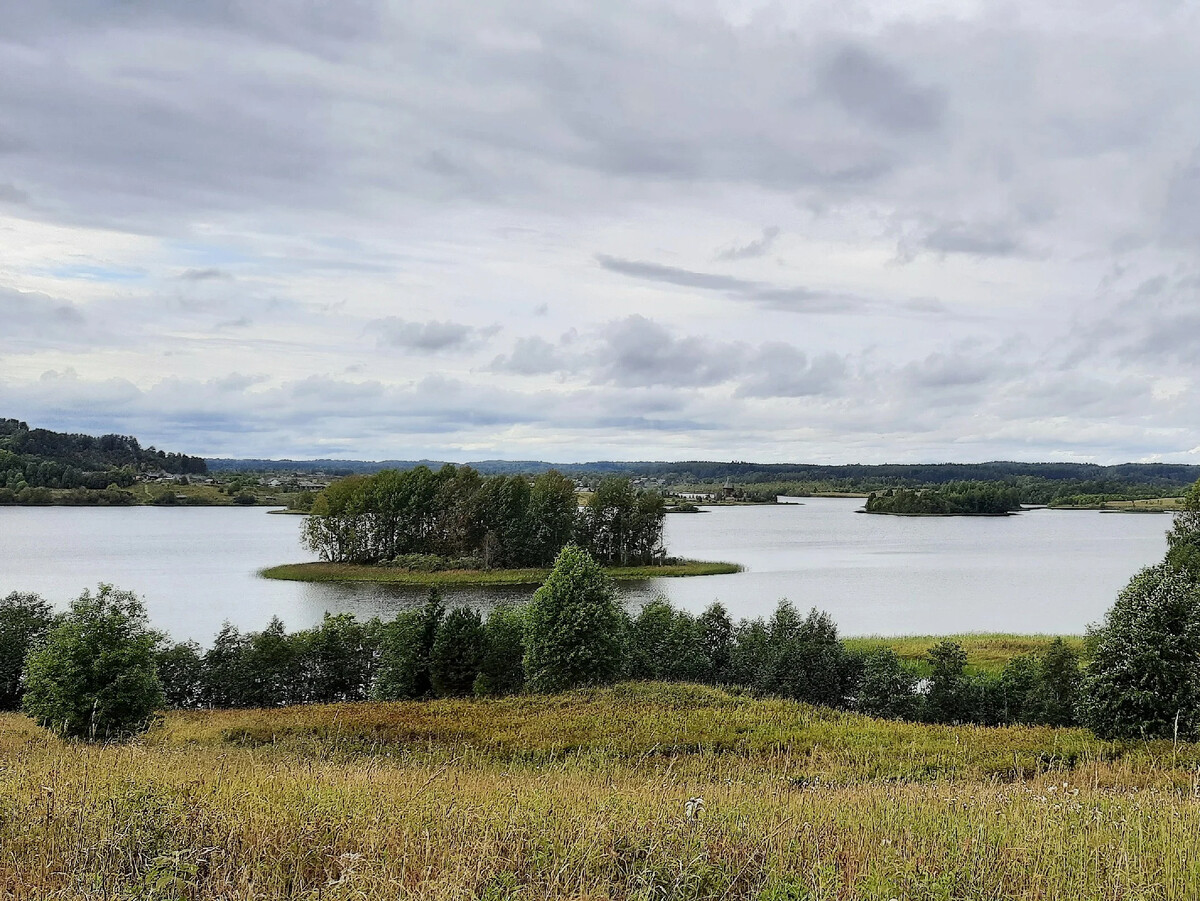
[
  {"left": 260, "top": 559, "right": 742, "bottom": 585},
  {"left": 3, "top": 683, "right": 1199, "bottom": 899}
]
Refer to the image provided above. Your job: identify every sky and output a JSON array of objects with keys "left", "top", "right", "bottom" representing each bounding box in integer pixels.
[{"left": 3, "top": 0, "right": 1200, "bottom": 464}]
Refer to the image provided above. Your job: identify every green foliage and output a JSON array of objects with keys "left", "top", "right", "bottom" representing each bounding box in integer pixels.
[
  {"left": 372, "top": 591, "right": 444, "bottom": 700},
  {"left": 430, "top": 608, "right": 485, "bottom": 696},
  {"left": 757, "top": 602, "right": 848, "bottom": 706},
  {"left": 1165, "top": 477, "right": 1200, "bottom": 578},
  {"left": 925, "top": 640, "right": 971, "bottom": 723},
  {"left": 473, "top": 605, "right": 527, "bottom": 696},
  {"left": 200, "top": 623, "right": 249, "bottom": 708},
  {"left": 524, "top": 545, "right": 625, "bottom": 693},
  {"left": 300, "top": 613, "right": 376, "bottom": 703},
  {"left": 865, "top": 482, "right": 1022, "bottom": 515},
  {"left": 627, "top": 599, "right": 710, "bottom": 682},
  {"left": 697, "top": 602, "right": 734, "bottom": 683},
  {"left": 0, "top": 591, "right": 55, "bottom": 710},
  {"left": 1082, "top": 564, "right": 1200, "bottom": 740},
  {"left": 856, "top": 648, "right": 920, "bottom": 720},
  {"left": 154, "top": 640, "right": 204, "bottom": 709},
  {"left": 22, "top": 585, "right": 164, "bottom": 739}
]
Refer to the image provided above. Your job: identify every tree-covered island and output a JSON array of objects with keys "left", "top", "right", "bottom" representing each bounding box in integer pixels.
[
  {"left": 267, "top": 464, "right": 739, "bottom": 584},
  {"left": 864, "top": 482, "right": 1023, "bottom": 516}
]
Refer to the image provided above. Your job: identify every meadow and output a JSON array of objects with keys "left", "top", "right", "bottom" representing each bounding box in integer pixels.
[{"left": 3, "top": 682, "right": 1198, "bottom": 900}]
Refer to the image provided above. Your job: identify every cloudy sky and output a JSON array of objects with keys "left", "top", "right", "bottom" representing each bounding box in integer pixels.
[{"left": 3, "top": 0, "right": 1200, "bottom": 463}]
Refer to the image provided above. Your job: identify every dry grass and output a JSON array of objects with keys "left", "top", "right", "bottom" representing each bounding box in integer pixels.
[{"left": 3, "top": 683, "right": 1199, "bottom": 899}]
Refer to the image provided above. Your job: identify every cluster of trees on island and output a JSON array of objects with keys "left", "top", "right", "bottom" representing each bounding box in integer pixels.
[
  {"left": 864, "top": 483, "right": 1024, "bottom": 515},
  {"left": 302, "top": 466, "right": 667, "bottom": 568}
]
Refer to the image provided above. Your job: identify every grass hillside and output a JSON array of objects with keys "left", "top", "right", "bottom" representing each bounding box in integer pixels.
[{"left": 3, "top": 683, "right": 1199, "bottom": 899}]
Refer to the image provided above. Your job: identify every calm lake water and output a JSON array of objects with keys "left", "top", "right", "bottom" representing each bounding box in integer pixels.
[{"left": 0, "top": 498, "right": 1171, "bottom": 642}]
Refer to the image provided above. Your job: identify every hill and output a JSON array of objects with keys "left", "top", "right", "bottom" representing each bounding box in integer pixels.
[
  {"left": 0, "top": 418, "right": 206, "bottom": 502},
  {"left": 3, "top": 682, "right": 1197, "bottom": 898}
]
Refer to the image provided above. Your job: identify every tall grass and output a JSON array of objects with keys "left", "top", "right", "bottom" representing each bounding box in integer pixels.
[{"left": 3, "top": 683, "right": 1199, "bottom": 899}]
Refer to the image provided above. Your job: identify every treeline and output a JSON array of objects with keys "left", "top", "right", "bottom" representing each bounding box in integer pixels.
[
  {"left": 303, "top": 467, "right": 665, "bottom": 567},
  {"left": 207, "top": 456, "right": 1200, "bottom": 489},
  {"left": 864, "top": 483, "right": 1023, "bottom": 515},
  {"left": 0, "top": 418, "right": 206, "bottom": 501}
]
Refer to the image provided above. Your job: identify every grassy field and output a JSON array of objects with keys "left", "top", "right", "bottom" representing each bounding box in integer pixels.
[
  {"left": 260, "top": 559, "right": 743, "bottom": 586},
  {"left": 844, "top": 633, "right": 1089, "bottom": 675},
  {"left": 3, "top": 683, "right": 1199, "bottom": 899}
]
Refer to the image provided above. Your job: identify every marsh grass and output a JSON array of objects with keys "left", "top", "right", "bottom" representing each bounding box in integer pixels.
[
  {"left": 259, "top": 560, "right": 742, "bottom": 586},
  {"left": 3, "top": 683, "right": 1199, "bottom": 899}
]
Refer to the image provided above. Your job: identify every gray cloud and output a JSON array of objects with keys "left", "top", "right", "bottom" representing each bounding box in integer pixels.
[
  {"left": 819, "top": 45, "right": 945, "bottom": 134},
  {"left": 179, "top": 268, "right": 233, "bottom": 281},
  {"left": 717, "top": 226, "right": 780, "bottom": 261},
  {"left": 596, "top": 255, "right": 866, "bottom": 313},
  {"left": 373, "top": 318, "right": 499, "bottom": 353}
]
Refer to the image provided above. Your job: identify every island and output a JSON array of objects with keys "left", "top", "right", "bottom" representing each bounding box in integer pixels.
[{"left": 263, "top": 464, "right": 739, "bottom": 585}]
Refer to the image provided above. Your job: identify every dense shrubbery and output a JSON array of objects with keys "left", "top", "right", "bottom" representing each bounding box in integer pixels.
[{"left": 303, "top": 466, "right": 666, "bottom": 567}]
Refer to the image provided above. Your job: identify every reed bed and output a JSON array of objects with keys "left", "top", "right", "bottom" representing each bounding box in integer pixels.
[{"left": 2, "top": 683, "right": 1198, "bottom": 900}]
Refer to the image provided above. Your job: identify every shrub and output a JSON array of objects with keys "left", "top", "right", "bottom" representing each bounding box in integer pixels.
[
  {"left": 1081, "top": 564, "right": 1200, "bottom": 740},
  {"left": 524, "top": 545, "right": 624, "bottom": 693},
  {"left": 856, "top": 648, "right": 920, "bottom": 720},
  {"left": 0, "top": 591, "right": 54, "bottom": 710},
  {"left": 22, "top": 585, "right": 164, "bottom": 739},
  {"left": 373, "top": 591, "right": 444, "bottom": 700},
  {"left": 431, "top": 607, "right": 485, "bottom": 696},
  {"left": 925, "top": 640, "right": 971, "bottom": 724},
  {"left": 474, "top": 604, "right": 527, "bottom": 696},
  {"left": 155, "top": 640, "right": 204, "bottom": 709}
]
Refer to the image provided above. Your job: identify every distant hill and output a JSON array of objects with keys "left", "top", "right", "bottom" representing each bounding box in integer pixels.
[
  {"left": 0, "top": 418, "right": 207, "bottom": 495},
  {"left": 206, "top": 456, "right": 1200, "bottom": 490}
]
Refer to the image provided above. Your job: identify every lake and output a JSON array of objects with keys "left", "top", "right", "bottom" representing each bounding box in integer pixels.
[{"left": 0, "top": 498, "right": 1171, "bottom": 642}]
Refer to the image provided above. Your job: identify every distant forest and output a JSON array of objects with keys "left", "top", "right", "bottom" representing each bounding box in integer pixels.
[
  {"left": 0, "top": 418, "right": 207, "bottom": 503},
  {"left": 208, "top": 456, "right": 1200, "bottom": 502}
]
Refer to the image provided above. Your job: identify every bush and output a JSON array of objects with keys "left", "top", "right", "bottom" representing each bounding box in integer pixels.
[
  {"left": 1081, "top": 564, "right": 1200, "bottom": 740},
  {"left": 431, "top": 608, "right": 485, "bottom": 696},
  {"left": 474, "top": 604, "right": 527, "bottom": 696},
  {"left": 0, "top": 591, "right": 55, "bottom": 710},
  {"left": 22, "top": 585, "right": 164, "bottom": 739},
  {"left": 373, "top": 590, "right": 443, "bottom": 700},
  {"left": 155, "top": 640, "right": 204, "bottom": 709},
  {"left": 925, "top": 640, "right": 971, "bottom": 724},
  {"left": 856, "top": 648, "right": 920, "bottom": 720},
  {"left": 524, "top": 545, "right": 624, "bottom": 693}
]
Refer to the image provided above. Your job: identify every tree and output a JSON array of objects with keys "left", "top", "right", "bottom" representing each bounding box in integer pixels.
[
  {"left": 0, "top": 591, "right": 54, "bottom": 710},
  {"left": 243, "top": 617, "right": 299, "bottom": 707},
  {"left": 1029, "top": 638, "right": 1081, "bottom": 727},
  {"left": 758, "top": 601, "right": 847, "bottom": 706},
  {"left": 856, "top": 648, "right": 920, "bottom": 720},
  {"left": 474, "top": 604, "right": 528, "bottom": 696},
  {"left": 201, "top": 622, "right": 249, "bottom": 708},
  {"left": 1081, "top": 564, "right": 1200, "bottom": 740},
  {"left": 155, "top": 640, "right": 204, "bottom": 709},
  {"left": 925, "top": 640, "right": 971, "bottom": 724},
  {"left": 431, "top": 607, "right": 485, "bottom": 696},
  {"left": 22, "top": 585, "right": 164, "bottom": 739},
  {"left": 697, "top": 602, "right": 734, "bottom": 684},
  {"left": 524, "top": 545, "right": 625, "bottom": 692},
  {"left": 1166, "top": 479, "right": 1200, "bottom": 579},
  {"left": 301, "top": 613, "right": 375, "bottom": 703},
  {"left": 373, "top": 590, "right": 444, "bottom": 700}
]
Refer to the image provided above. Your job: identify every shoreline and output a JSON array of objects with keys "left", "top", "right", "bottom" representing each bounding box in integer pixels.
[{"left": 260, "top": 559, "right": 743, "bottom": 586}]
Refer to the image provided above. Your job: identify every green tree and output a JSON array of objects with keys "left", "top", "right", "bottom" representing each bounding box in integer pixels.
[
  {"left": 1166, "top": 479, "right": 1200, "bottom": 579},
  {"left": 0, "top": 591, "right": 55, "bottom": 710},
  {"left": 372, "top": 590, "right": 444, "bottom": 700},
  {"left": 1081, "top": 564, "right": 1200, "bottom": 740},
  {"left": 474, "top": 604, "right": 528, "bottom": 696},
  {"left": 22, "top": 585, "right": 164, "bottom": 739},
  {"left": 201, "top": 623, "right": 250, "bottom": 708},
  {"left": 524, "top": 545, "right": 625, "bottom": 692},
  {"left": 155, "top": 640, "right": 204, "bottom": 709},
  {"left": 925, "top": 640, "right": 971, "bottom": 724},
  {"left": 697, "top": 602, "right": 734, "bottom": 683},
  {"left": 1029, "top": 638, "right": 1081, "bottom": 727},
  {"left": 243, "top": 617, "right": 299, "bottom": 707},
  {"left": 856, "top": 648, "right": 920, "bottom": 720},
  {"left": 430, "top": 607, "right": 485, "bottom": 696},
  {"left": 302, "top": 613, "right": 376, "bottom": 703}
]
